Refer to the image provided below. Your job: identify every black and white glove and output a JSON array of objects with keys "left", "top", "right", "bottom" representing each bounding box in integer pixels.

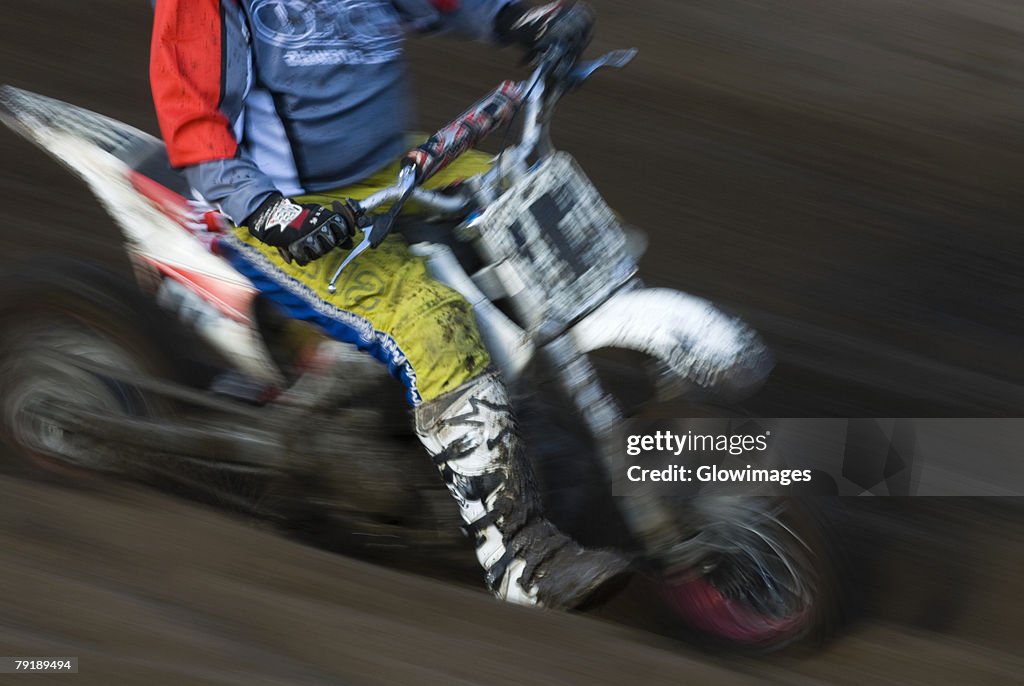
[
  {"left": 496, "top": 1, "right": 595, "bottom": 65},
  {"left": 245, "top": 194, "right": 356, "bottom": 266}
]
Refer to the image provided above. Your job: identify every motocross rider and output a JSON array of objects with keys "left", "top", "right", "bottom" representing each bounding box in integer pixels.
[{"left": 150, "top": 0, "right": 631, "bottom": 609}]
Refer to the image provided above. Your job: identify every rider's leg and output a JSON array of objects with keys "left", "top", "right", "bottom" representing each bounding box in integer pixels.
[
  {"left": 219, "top": 216, "right": 631, "bottom": 609},
  {"left": 414, "top": 368, "right": 631, "bottom": 608}
]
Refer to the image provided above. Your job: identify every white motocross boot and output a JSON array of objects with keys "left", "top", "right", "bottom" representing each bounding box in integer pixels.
[{"left": 415, "top": 371, "right": 631, "bottom": 609}]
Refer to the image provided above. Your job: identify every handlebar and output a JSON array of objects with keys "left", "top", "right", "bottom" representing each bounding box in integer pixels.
[
  {"left": 393, "top": 43, "right": 637, "bottom": 202},
  {"left": 402, "top": 80, "right": 523, "bottom": 184},
  {"left": 402, "top": 42, "right": 578, "bottom": 185},
  {"left": 326, "top": 44, "right": 636, "bottom": 293}
]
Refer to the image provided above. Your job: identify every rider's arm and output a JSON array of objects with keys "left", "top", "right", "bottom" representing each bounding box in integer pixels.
[{"left": 149, "top": 0, "right": 277, "bottom": 225}]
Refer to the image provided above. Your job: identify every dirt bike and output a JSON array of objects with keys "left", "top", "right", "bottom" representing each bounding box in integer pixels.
[{"left": 0, "top": 44, "right": 839, "bottom": 650}]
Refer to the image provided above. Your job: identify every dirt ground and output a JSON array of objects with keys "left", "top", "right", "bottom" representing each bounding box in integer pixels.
[{"left": 1, "top": 0, "right": 1023, "bottom": 683}]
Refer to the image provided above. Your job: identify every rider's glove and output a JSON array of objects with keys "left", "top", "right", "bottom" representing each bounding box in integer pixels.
[
  {"left": 245, "top": 194, "right": 356, "bottom": 266},
  {"left": 496, "top": 1, "right": 595, "bottom": 65}
]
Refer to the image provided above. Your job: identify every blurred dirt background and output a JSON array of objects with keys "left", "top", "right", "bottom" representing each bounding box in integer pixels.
[{"left": 2, "top": 0, "right": 1023, "bottom": 683}]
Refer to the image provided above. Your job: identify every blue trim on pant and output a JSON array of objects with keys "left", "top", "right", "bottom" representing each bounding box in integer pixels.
[{"left": 219, "top": 235, "right": 422, "bottom": 406}]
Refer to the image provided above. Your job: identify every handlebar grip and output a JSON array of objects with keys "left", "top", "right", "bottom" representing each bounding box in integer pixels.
[{"left": 403, "top": 81, "right": 522, "bottom": 184}]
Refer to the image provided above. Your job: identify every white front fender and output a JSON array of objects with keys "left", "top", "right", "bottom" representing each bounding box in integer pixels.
[{"left": 569, "top": 287, "right": 773, "bottom": 401}]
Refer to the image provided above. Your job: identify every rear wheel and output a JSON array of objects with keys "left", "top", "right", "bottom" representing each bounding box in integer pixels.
[{"left": 0, "top": 260, "right": 193, "bottom": 478}]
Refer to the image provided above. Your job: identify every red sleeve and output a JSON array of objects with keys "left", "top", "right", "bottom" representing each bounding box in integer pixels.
[{"left": 150, "top": 0, "right": 238, "bottom": 168}]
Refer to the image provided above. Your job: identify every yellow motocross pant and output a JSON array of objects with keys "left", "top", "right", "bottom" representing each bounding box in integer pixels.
[{"left": 218, "top": 149, "right": 493, "bottom": 406}]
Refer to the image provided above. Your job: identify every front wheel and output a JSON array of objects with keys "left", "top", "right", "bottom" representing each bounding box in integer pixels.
[{"left": 657, "top": 496, "right": 840, "bottom": 650}]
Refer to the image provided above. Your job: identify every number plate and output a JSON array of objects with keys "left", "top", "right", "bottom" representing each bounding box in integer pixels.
[{"left": 473, "top": 153, "right": 636, "bottom": 332}]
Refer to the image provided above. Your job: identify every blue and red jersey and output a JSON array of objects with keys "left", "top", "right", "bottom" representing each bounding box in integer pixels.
[{"left": 150, "top": 0, "right": 513, "bottom": 223}]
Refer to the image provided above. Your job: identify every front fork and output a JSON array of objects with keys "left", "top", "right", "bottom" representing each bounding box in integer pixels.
[{"left": 539, "top": 333, "right": 689, "bottom": 563}]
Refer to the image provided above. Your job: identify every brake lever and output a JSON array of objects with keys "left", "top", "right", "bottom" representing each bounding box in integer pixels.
[
  {"left": 326, "top": 165, "right": 417, "bottom": 294},
  {"left": 325, "top": 231, "right": 371, "bottom": 294},
  {"left": 566, "top": 48, "right": 638, "bottom": 90}
]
